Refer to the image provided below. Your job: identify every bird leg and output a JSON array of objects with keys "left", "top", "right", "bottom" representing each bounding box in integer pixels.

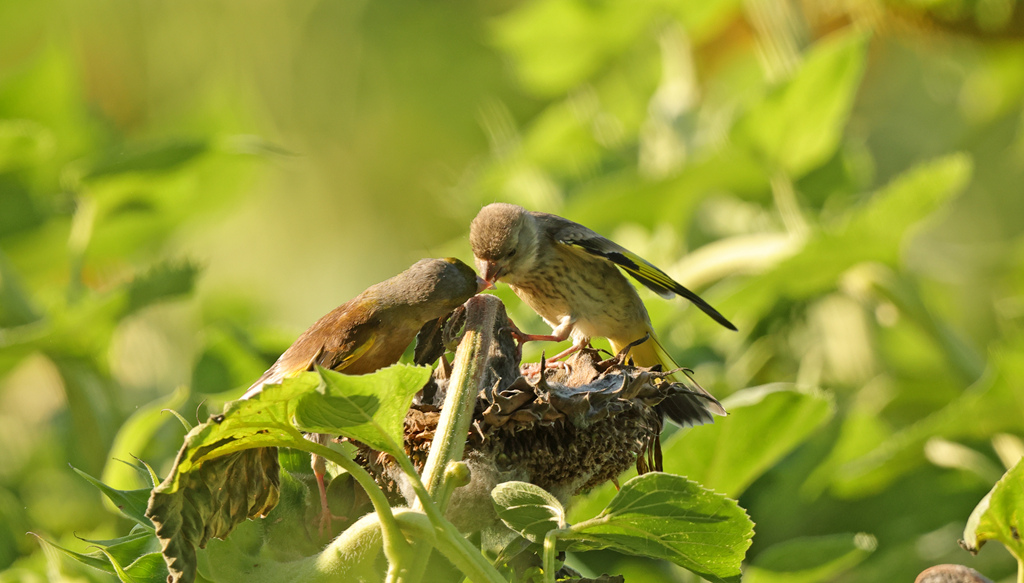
[
  {"left": 307, "top": 434, "right": 346, "bottom": 538},
  {"left": 312, "top": 453, "right": 332, "bottom": 538},
  {"left": 507, "top": 316, "right": 582, "bottom": 374}
]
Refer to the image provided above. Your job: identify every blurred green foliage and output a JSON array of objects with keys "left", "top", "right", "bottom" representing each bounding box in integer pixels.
[{"left": 3, "top": 0, "right": 1024, "bottom": 581}]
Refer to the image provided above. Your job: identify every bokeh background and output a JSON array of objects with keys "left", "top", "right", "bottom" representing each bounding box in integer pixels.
[{"left": 3, "top": 0, "right": 1024, "bottom": 581}]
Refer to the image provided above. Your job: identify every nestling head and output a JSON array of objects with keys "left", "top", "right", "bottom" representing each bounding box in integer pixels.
[{"left": 469, "top": 203, "right": 539, "bottom": 284}]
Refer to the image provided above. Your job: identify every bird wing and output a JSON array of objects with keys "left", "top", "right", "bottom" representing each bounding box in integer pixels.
[
  {"left": 538, "top": 213, "right": 737, "bottom": 331},
  {"left": 241, "top": 299, "right": 380, "bottom": 399}
]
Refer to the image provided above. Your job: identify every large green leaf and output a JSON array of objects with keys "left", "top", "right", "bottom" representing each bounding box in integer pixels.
[
  {"left": 81, "top": 138, "right": 209, "bottom": 182},
  {"left": 725, "top": 154, "right": 972, "bottom": 323},
  {"left": 661, "top": 384, "right": 834, "bottom": 497},
  {"left": 293, "top": 364, "right": 432, "bottom": 457},
  {"left": 491, "top": 0, "right": 657, "bottom": 96},
  {"left": 567, "top": 473, "right": 753, "bottom": 583},
  {"left": 735, "top": 30, "right": 869, "bottom": 176}
]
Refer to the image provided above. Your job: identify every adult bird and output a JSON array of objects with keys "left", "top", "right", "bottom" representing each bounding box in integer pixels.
[
  {"left": 469, "top": 202, "right": 734, "bottom": 427},
  {"left": 241, "top": 257, "right": 486, "bottom": 535}
]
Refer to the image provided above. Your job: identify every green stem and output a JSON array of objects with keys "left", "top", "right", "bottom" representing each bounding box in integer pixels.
[
  {"left": 542, "top": 530, "right": 559, "bottom": 583},
  {"left": 400, "top": 295, "right": 503, "bottom": 583},
  {"left": 416, "top": 295, "right": 499, "bottom": 510},
  {"left": 300, "top": 434, "right": 412, "bottom": 568},
  {"left": 393, "top": 509, "right": 505, "bottom": 583}
]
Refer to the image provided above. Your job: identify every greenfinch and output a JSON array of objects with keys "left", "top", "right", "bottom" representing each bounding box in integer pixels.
[
  {"left": 241, "top": 257, "right": 486, "bottom": 535},
  {"left": 469, "top": 203, "right": 733, "bottom": 427}
]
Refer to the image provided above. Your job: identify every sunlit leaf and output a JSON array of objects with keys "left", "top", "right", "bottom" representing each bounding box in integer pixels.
[
  {"left": 960, "top": 456, "right": 1024, "bottom": 561},
  {"left": 725, "top": 154, "right": 972, "bottom": 323},
  {"left": 492, "top": 0, "right": 656, "bottom": 96},
  {"left": 735, "top": 30, "right": 869, "bottom": 176},
  {"left": 567, "top": 473, "right": 753, "bottom": 583},
  {"left": 293, "top": 364, "right": 432, "bottom": 457}
]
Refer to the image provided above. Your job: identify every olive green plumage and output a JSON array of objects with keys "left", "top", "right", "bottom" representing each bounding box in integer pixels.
[
  {"left": 242, "top": 257, "right": 484, "bottom": 399},
  {"left": 241, "top": 257, "right": 484, "bottom": 535},
  {"left": 469, "top": 202, "right": 732, "bottom": 427}
]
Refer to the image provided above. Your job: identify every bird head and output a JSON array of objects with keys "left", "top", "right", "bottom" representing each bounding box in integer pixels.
[
  {"left": 399, "top": 257, "right": 488, "bottom": 315},
  {"left": 469, "top": 203, "right": 539, "bottom": 286}
]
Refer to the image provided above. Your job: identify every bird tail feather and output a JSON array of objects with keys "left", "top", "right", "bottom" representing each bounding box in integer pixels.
[{"left": 617, "top": 333, "right": 727, "bottom": 427}]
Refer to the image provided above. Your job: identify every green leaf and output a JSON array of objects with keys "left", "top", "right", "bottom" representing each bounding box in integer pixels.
[
  {"left": 961, "top": 456, "right": 1024, "bottom": 560},
  {"left": 82, "top": 138, "right": 209, "bottom": 182},
  {"left": 71, "top": 466, "right": 153, "bottom": 527},
  {"left": 124, "top": 259, "right": 201, "bottom": 316},
  {"left": 95, "top": 548, "right": 169, "bottom": 583},
  {"left": 80, "top": 529, "right": 162, "bottom": 569},
  {"left": 144, "top": 373, "right": 322, "bottom": 583},
  {"left": 725, "top": 154, "right": 972, "bottom": 323},
  {"left": 743, "top": 533, "right": 877, "bottom": 583},
  {"left": 491, "top": 0, "right": 656, "bottom": 96},
  {"left": 834, "top": 333, "right": 1024, "bottom": 496},
  {"left": 293, "top": 364, "right": 433, "bottom": 457},
  {"left": 661, "top": 385, "right": 834, "bottom": 497},
  {"left": 567, "top": 473, "right": 753, "bottom": 583},
  {"left": 30, "top": 529, "right": 163, "bottom": 580},
  {"left": 0, "top": 247, "right": 40, "bottom": 328},
  {"left": 735, "top": 30, "right": 869, "bottom": 175},
  {"left": 491, "top": 481, "right": 566, "bottom": 542}
]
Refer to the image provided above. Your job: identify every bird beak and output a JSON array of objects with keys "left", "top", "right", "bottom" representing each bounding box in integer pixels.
[
  {"left": 475, "top": 275, "right": 492, "bottom": 292},
  {"left": 475, "top": 258, "right": 503, "bottom": 288}
]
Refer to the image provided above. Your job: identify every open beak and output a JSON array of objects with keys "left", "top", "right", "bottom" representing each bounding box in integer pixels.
[{"left": 475, "top": 275, "right": 492, "bottom": 293}]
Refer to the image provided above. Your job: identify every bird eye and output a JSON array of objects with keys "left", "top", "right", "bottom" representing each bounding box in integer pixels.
[{"left": 508, "top": 249, "right": 517, "bottom": 258}]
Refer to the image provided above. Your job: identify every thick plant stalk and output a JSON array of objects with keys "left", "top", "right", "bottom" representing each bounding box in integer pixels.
[
  {"left": 416, "top": 294, "right": 499, "bottom": 511},
  {"left": 399, "top": 295, "right": 502, "bottom": 583}
]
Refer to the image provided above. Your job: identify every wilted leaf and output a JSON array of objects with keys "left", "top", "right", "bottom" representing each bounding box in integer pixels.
[
  {"left": 145, "top": 373, "right": 321, "bottom": 583},
  {"left": 567, "top": 473, "right": 753, "bottom": 583},
  {"left": 492, "top": 481, "right": 566, "bottom": 542},
  {"left": 960, "top": 456, "right": 1024, "bottom": 560}
]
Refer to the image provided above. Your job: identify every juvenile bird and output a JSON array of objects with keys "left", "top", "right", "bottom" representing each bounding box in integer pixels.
[
  {"left": 469, "top": 203, "right": 733, "bottom": 427},
  {"left": 241, "top": 257, "right": 486, "bottom": 535}
]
